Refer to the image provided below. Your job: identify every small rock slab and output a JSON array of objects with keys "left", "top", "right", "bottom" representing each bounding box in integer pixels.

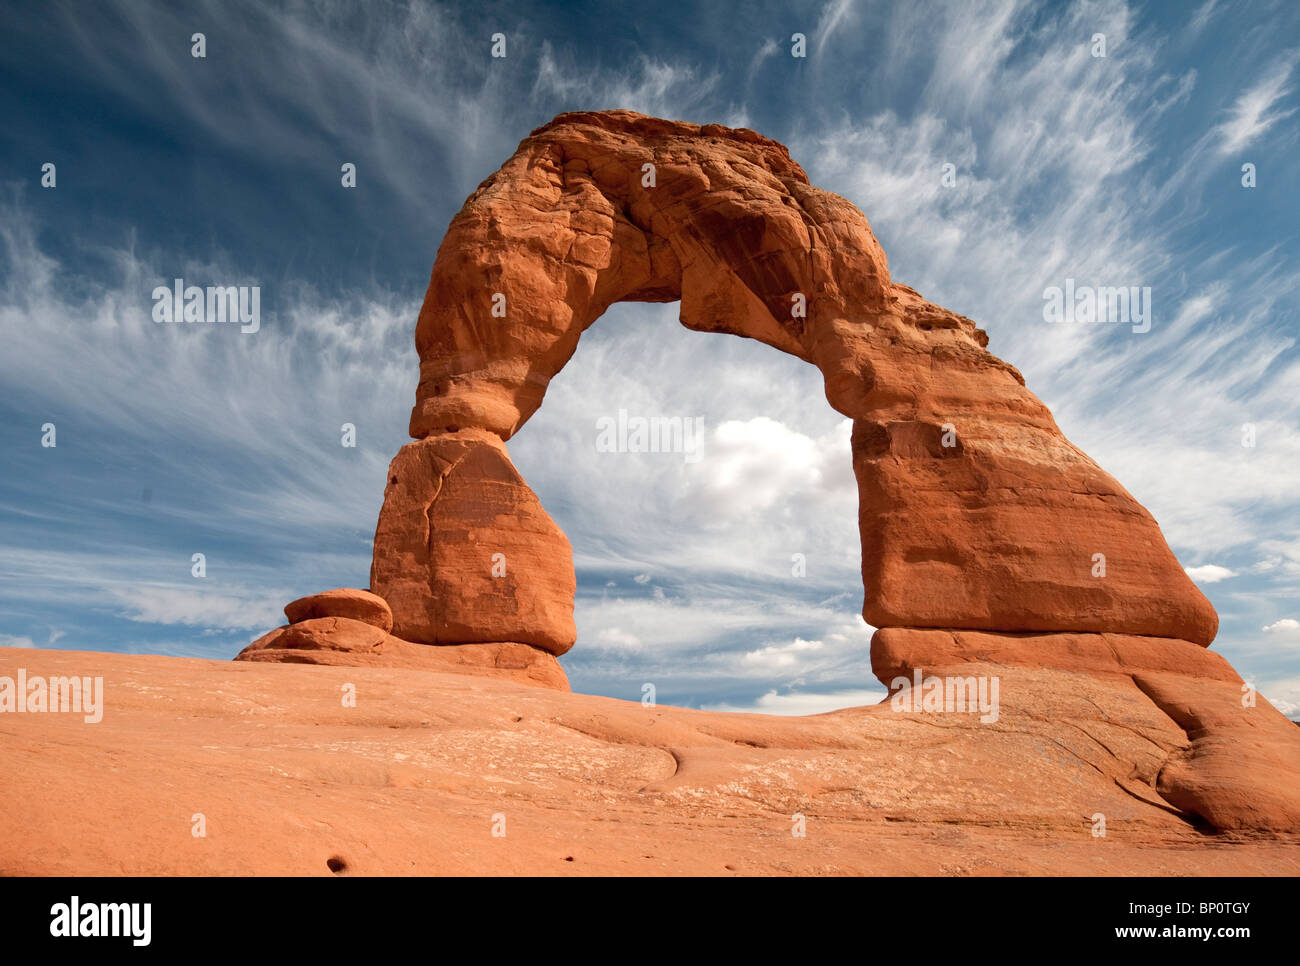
[{"left": 284, "top": 588, "right": 393, "bottom": 633}]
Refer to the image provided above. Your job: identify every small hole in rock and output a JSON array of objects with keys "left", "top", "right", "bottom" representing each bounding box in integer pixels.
[
  {"left": 564, "top": 856, "right": 574, "bottom": 862},
  {"left": 327, "top": 855, "right": 348, "bottom": 874}
]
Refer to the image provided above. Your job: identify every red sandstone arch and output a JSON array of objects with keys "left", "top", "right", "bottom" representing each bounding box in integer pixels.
[
  {"left": 368, "top": 110, "right": 1216, "bottom": 655},
  {"left": 236, "top": 111, "right": 1300, "bottom": 832}
]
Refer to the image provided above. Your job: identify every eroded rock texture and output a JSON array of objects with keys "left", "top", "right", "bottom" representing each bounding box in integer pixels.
[
  {"left": 370, "top": 431, "right": 575, "bottom": 654},
  {"left": 872, "top": 629, "right": 1300, "bottom": 832},
  {"left": 284, "top": 588, "right": 393, "bottom": 633},
  {"left": 385, "top": 109, "right": 1213, "bottom": 646},
  {"left": 238, "top": 625, "right": 569, "bottom": 691},
  {"left": 14, "top": 647, "right": 1300, "bottom": 874},
  {"left": 234, "top": 110, "right": 1300, "bottom": 832}
]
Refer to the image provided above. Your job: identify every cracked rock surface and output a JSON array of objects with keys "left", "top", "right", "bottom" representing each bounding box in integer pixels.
[
  {"left": 4, "top": 647, "right": 1298, "bottom": 874},
  {"left": 218, "top": 111, "right": 1300, "bottom": 842},
  {"left": 388, "top": 109, "right": 1215, "bottom": 646}
]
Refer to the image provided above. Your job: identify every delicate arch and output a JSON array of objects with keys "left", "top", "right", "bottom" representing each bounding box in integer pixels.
[{"left": 370, "top": 110, "right": 1216, "bottom": 656}]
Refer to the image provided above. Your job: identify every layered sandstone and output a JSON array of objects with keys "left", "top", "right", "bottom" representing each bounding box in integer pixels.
[
  {"left": 238, "top": 626, "right": 569, "bottom": 691},
  {"left": 872, "top": 628, "right": 1300, "bottom": 831},
  {"left": 8, "top": 646, "right": 1300, "bottom": 875},
  {"left": 383, "top": 109, "right": 1213, "bottom": 647},
  {"left": 223, "top": 111, "right": 1298, "bottom": 834},
  {"left": 369, "top": 431, "right": 576, "bottom": 654},
  {"left": 236, "top": 585, "right": 568, "bottom": 690},
  {"left": 283, "top": 588, "right": 393, "bottom": 633}
]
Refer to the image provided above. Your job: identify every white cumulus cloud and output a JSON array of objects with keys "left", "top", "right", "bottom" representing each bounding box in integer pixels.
[{"left": 1185, "top": 564, "right": 1236, "bottom": 583}]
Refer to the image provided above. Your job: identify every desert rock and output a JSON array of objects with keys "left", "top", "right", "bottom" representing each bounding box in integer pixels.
[
  {"left": 369, "top": 430, "right": 576, "bottom": 654},
  {"left": 250, "top": 616, "right": 387, "bottom": 654},
  {"left": 5, "top": 646, "right": 1299, "bottom": 874},
  {"left": 284, "top": 588, "right": 394, "bottom": 633},
  {"left": 223, "top": 112, "right": 1292, "bottom": 838},
  {"left": 237, "top": 620, "right": 568, "bottom": 691},
  {"left": 378, "top": 109, "right": 1214, "bottom": 648},
  {"left": 871, "top": 627, "right": 1300, "bottom": 831}
]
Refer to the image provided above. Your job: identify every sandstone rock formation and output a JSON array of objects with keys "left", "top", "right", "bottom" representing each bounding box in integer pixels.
[
  {"left": 283, "top": 588, "right": 393, "bottom": 633},
  {"left": 237, "top": 587, "right": 568, "bottom": 690},
  {"left": 872, "top": 629, "right": 1300, "bottom": 831},
  {"left": 9, "top": 646, "right": 1300, "bottom": 875},
  {"left": 370, "top": 431, "right": 575, "bottom": 653},
  {"left": 231, "top": 110, "right": 1299, "bottom": 834},
  {"left": 376, "top": 109, "right": 1214, "bottom": 649}
]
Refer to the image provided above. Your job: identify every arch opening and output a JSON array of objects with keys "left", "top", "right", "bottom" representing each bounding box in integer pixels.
[{"left": 504, "top": 299, "right": 869, "bottom": 705}]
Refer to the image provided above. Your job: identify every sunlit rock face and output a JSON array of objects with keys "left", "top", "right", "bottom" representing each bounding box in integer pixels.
[
  {"left": 230, "top": 109, "right": 1298, "bottom": 832},
  {"left": 381, "top": 109, "right": 1215, "bottom": 650}
]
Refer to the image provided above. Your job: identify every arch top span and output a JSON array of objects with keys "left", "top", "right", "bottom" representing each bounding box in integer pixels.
[
  {"left": 373, "top": 110, "right": 1217, "bottom": 657},
  {"left": 410, "top": 108, "right": 905, "bottom": 440}
]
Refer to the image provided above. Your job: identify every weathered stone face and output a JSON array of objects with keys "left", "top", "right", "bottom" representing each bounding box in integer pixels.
[
  {"left": 870, "top": 627, "right": 1300, "bottom": 832},
  {"left": 229, "top": 110, "right": 1300, "bottom": 832},
  {"left": 370, "top": 430, "right": 576, "bottom": 655},
  {"left": 382, "top": 109, "right": 1216, "bottom": 649}
]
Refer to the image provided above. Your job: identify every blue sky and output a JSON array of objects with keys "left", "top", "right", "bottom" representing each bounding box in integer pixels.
[{"left": 1, "top": 0, "right": 1297, "bottom": 715}]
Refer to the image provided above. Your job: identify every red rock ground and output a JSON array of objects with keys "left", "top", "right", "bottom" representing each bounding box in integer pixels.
[{"left": 3, "top": 646, "right": 1297, "bottom": 876}]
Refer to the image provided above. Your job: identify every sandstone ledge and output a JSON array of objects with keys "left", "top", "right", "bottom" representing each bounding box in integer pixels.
[
  {"left": 3, "top": 646, "right": 1299, "bottom": 876},
  {"left": 871, "top": 628, "right": 1300, "bottom": 832},
  {"left": 236, "top": 623, "right": 569, "bottom": 692}
]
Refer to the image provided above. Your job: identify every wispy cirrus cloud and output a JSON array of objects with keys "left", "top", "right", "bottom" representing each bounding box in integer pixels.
[
  {"left": 1214, "top": 52, "right": 1299, "bottom": 155},
  {"left": 110, "top": 586, "right": 285, "bottom": 631},
  {"left": 2, "top": 0, "right": 1298, "bottom": 716},
  {"left": 704, "top": 687, "right": 887, "bottom": 715}
]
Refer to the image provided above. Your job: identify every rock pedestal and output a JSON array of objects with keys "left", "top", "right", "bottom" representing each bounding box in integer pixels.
[
  {"left": 369, "top": 431, "right": 575, "bottom": 655},
  {"left": 234, "top": 587, "right": 569, "bottom": 691}
]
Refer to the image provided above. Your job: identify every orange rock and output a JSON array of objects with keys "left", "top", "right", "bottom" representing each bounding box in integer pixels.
[
  {"left": 241, "top": 617, "right": 386, "bottom": 654},
  {"left": 852, "top": 412, "right": 1218, "bottom": 644},
  {"left": 369, "top": 430, "right": 575, "bottom": 655},
  {"left": 237, "top": 625, "right": 569, "bottom": 691},
  {"left": 870, "top": 627, "right": 1240, "bottom": 685},
  {"left": 1133, "top": 671, "right": 1300, "bottom": 832},
  {"left": 8, "top": 646, "right": 1300, "bottom": 873},
  {"left": 284, "top": 588, "right": 393, "bottom": 633},
  {"left": 870, "top": 627, "right": 1300, "bottom": 831},
  {"left": 380, "top": 109, "right": 1214, "bottom": 649}
]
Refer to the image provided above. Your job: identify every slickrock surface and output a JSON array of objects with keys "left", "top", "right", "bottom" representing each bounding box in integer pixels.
[
  {"left": 3, "top": 647, "right": 1299, "bottom": 876},
  {"left": 872, "top": 629, "right": 1300, "bottom": 832},
  {"left": 869, "top": 628, "right": 1243, "bottom": 684},
  {"left": 238, "top": 622, "right": 568, "bottom": 691}
]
